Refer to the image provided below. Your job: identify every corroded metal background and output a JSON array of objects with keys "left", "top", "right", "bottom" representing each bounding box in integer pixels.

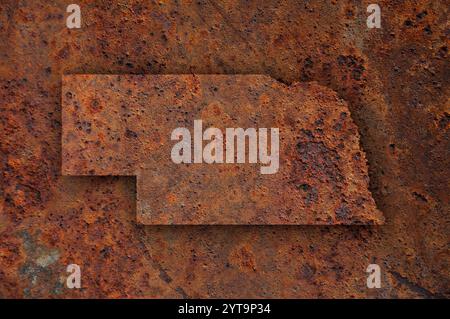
[
  {"left": 1, "top": 0, "right": 449, "bottom": 297},
  {"left": 62, "top": 74, "right": 382, "bottom": 225}
]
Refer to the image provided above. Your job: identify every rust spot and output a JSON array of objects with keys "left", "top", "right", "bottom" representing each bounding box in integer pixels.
[{"left": 89, "top": 99, "right": 103, "bottom": 113}]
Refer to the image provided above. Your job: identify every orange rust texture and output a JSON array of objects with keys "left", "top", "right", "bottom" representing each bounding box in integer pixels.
[
  {"left": 0, "top": 1, "right": 449, "bottom": 297},
  {"left": 62, "top": 74, "right": 382, "bottom": 225}
]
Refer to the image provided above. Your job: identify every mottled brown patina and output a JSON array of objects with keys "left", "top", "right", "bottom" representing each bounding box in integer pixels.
[
  {"left": 0, "top": 0, "right": 448, "bottom": 298},
  {"left": 62, "top": 74, "right": 382, "bottom": 225}
]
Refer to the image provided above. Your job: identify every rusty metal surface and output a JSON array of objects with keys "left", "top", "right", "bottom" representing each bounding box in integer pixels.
[
  {"left": 62, "top": 74, "right": 382, "bottom": 225},
  {"left": 0, "top": 0, "right": 449, "bottom": 297}
]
